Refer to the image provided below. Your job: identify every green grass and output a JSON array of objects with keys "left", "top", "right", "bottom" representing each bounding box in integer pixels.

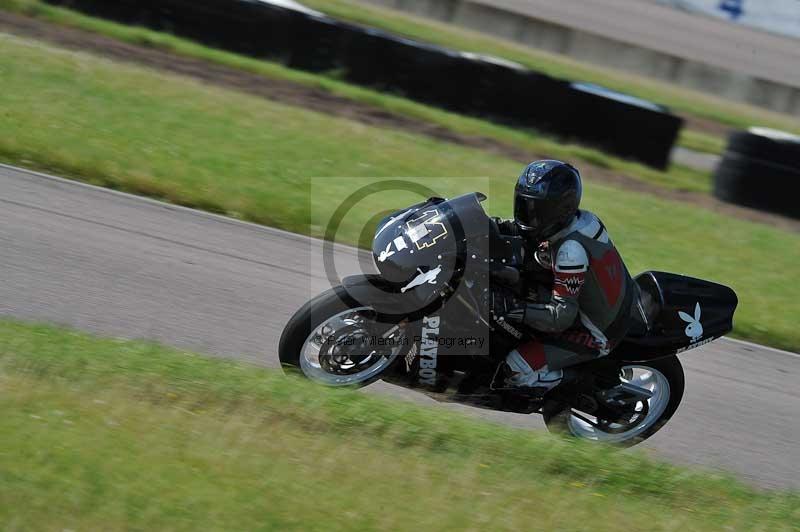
[
  {"left": 679, "top": 129, "right": 728, "bottom": 155},
  {"left": 1, "top": 0, "right": 716, "bottom": 188},
  {"left": 0, "top": 33, "right": 798, "bottom": 351},
  {"left": 1, "top": 320, "right": 798, "bottom": 531},
  {"left": 301, "top": 0, "right": 800, "bottom": 137}
]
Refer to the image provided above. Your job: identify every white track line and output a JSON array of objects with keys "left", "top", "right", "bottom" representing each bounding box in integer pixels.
[
  {"left": 0, "top": 163, "right": 361, "bottom": 256},
  {"left": 3, "top": 163, "right": 799, "bottom": 359},
  {"left": 721, "top": 337, "right": 800, "bottom": 359}
]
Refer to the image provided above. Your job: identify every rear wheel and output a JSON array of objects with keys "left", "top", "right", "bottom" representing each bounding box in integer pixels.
[
  {"left": 543, "top": 356, "right": 684, "bottom": 446},
  {"left": 278, "top": 287, "right": 408, "bottom": 386}
]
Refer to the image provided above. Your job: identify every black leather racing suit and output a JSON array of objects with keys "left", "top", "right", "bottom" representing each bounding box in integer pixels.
[{"left": 497, "top": 210, "right": 637, "bottom": 371}]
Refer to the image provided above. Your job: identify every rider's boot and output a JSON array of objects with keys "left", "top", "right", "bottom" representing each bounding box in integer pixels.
[{"left": 505, "top": 344, "right": 563, "bottom": 392}]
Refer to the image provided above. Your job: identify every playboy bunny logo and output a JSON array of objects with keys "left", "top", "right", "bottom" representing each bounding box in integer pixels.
[
  {"left": 678, "top": 302, "right": 703, "bottom": 342},
  {"left": 377, "top": 242, "right": 395, "bottom": 263}
]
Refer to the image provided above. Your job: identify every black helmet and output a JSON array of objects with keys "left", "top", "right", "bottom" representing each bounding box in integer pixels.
[{"left": 514, "top": 160, "right": 582, "bottom": 240}]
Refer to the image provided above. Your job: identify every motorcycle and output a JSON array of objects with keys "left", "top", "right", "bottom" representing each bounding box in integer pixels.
[{"left": 279, "top": 192, "right": 738, "bottom": 446}]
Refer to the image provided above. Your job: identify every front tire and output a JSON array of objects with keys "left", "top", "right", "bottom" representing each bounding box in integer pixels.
[
  {"left": 279, "top": 286, "right": 406, "bottom": 387},
  {"left": 543, "top": 356, "right": 685, "bottom": 447}
]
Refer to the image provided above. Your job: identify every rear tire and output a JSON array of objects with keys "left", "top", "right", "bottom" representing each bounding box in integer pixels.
[{"left": 543, "top": 356, "right": 685, "bottom": 447}]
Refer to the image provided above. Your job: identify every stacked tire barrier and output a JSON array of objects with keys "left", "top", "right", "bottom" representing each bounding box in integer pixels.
[
  {"left": 46, "top": 0, "right": 683, "bottom": 168},
  {"left": 714, "top": 128, "right": 800, "bottom": 218}
]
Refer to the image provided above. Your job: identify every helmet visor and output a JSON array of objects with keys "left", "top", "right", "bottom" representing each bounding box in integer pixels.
[{"left": 513, "top": 193, "right": 540, "bottom": 231}]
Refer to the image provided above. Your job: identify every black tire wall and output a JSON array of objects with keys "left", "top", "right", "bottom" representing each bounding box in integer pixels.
[
  {"left": 46, "top": 0, "right": 683, "bottom": 169},
  {"left": 713, "top": 129, "right": 800, "bottom": 218}
]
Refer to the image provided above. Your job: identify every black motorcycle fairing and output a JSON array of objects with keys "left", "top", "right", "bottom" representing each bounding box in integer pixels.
[
  {"left": 371, "top": 192, "right": 492, "bottom": 302},
  {"left": 341, "top": 270, "right": 508, "bottom": 393},
  {"left": 339, "top": 273, "right": 444, "bottom": 322}
]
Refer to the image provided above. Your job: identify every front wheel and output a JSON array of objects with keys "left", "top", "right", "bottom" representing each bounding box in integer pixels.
[
  {"left": 543, "top": 356, "right": 685, "bottom": 447},
  {"left": 278, "top": 287, "right": 408, "bottom": 387}
]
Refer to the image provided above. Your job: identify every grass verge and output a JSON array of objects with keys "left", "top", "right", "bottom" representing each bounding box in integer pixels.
[
  {"left": 1, "top": 320, "right": 798, "bottom": 530},
  {"left": 2, "top": 0, "right": 717, "bottom": 184},
  {"left": 0, "top": 32, "right": 798, "bottom": 351}
]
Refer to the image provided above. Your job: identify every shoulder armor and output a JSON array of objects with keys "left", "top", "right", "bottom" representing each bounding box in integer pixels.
[
  {"left": 554, "top": 240, "right": 588, "bottom": 273},
  {"left": 576, "top": 211, "right": 609, "bottom": 243}
]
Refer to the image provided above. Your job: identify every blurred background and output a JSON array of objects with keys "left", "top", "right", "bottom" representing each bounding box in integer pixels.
[{"left": 0, "top": 0, "right": 799, "bottom": 528}]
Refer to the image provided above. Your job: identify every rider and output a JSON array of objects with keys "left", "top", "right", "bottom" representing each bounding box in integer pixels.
[{"left": 493, "top": 160, "right": 637, "bottom": 391}]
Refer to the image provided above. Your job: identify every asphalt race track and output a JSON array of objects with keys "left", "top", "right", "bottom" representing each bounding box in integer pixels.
[{"left": 1, "top": 163, "right": 798, "bottom": 489}]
